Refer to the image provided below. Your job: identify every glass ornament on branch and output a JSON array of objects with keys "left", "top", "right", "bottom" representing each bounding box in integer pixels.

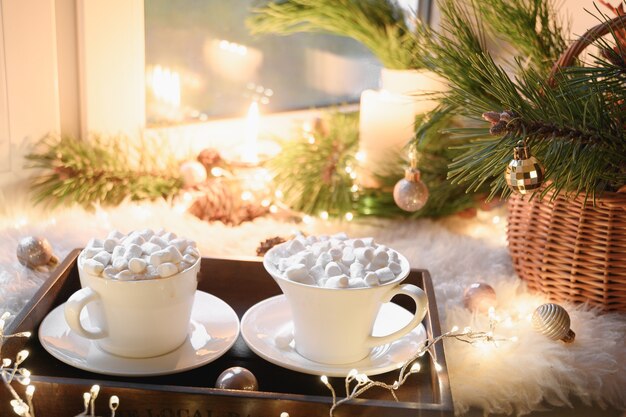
[{"left": 393, "top": 146, "right": 429, "bottom": 212}]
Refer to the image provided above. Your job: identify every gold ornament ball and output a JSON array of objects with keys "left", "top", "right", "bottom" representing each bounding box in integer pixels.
[
  {"left": 179, "top": 160, "right": 208, "bottom": 188},
  {"left": 16, "top": 236, "right": 55, "bottom": 268},
  {"left": 531, "top": 303, "right": 575, "bottom": 343},
  {"left": 393, "top": 167, "right": 429, "bottom": 212},
  {"left": 505, "top": 142, "right": 544, "bottom": 195},
  {"left": 215, "top": 367, "right": 258, "bottom": 391},
  {"left": 463, "top": 282, "right": 497, "bottom": 312}
]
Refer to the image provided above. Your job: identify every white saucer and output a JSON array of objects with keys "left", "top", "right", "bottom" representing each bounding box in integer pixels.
[
  {"left": 241, "top": 295, "right": 427, "bottom": 377},
  {"left": 39, "top": 291, "right": 239, "bottom": 377}
]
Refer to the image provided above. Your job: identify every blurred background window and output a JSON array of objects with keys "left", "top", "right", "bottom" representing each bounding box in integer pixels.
[{"left": 144, "top": 0, "right": 388, "bottom": 126}]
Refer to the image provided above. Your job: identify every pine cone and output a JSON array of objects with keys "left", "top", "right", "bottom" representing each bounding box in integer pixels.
[
  {"left": 197, "top": 148, "right": 222, "bottom": 171},
  {"left": 256, "top": 236, "right": 287, "bottom": 256}
]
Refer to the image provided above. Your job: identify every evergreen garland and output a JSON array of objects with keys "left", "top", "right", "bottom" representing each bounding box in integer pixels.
[
  {"left": 269, "top": 110, "right": 480, "bottom": 219},
  {"left": 25, "top": 135, "right": 182, "bottom": 207}
]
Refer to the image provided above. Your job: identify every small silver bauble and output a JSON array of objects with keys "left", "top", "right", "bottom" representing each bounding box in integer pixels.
[
  {"left": 463, "top": 282, "right": 497, "bottom": 312},
  {"left": 532, "top": 303, "right": 575, "bottom": 343},
  {"left": 215, "top": 367, "right": 258, "bottom": 391},
  {"left": 179, "top": 160, "right": 208, "bottom": 188},
  {"left": 393, "top": 167, "right": 429, "bottom": 212},
  {"left": 16, "top": 236, "right": 58, "bottom": 271},
  {"left": 505, "top": 141, "right": 544, "bottom": 195}
]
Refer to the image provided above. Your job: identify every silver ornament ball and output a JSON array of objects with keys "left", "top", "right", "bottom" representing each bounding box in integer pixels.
[
  {"left": 393, "top": 167, "right": 429, "bottom": 212},
  {"left": 16, "top": 236, "right": 56, "bottom": 269},
  {"left": 215, "top": 367, "right": 258, "bottom": 391},
  {"left": 463, "top": 282, "right": 497, "bottom": 312},
  {"left": 179, "top": 160, "right": 208, "bottom": 188},
  {"left": 531, "top": 303, "right": 575, "bottom": 343}
]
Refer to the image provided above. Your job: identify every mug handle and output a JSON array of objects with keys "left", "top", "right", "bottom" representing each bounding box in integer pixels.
[
  {"left": 366, "top": 284, "right": 428, "bottom": 347},
  {"left": 64, "top": 287, "right": 107, "bottom": 339}
]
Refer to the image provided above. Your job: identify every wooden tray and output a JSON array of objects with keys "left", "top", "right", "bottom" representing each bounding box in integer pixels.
[{"left": 2, "top": 250, "right": 453, "bottom": 417}]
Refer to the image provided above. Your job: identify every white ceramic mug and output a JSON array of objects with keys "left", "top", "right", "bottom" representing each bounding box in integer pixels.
[
  {"left": 264, "top": 244, "right": 428, "bottom": 364},
  {"left": 64, "top": 252, "right": 200, "bottom": 358}
]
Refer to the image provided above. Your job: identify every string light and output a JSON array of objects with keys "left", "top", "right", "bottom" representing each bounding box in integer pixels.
[
  {"left": 344, "top": 212, "right": 354, "bottom": 221},
  {"left": 320, "top": 211, "right": 329, "bottom": 220},
  {"left": 322, "top": 325, "right": 514, "bottom": 416}
]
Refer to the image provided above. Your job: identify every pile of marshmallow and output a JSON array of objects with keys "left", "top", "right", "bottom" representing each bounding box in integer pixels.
[
  {"left": 271, "top": 234, "right": 405, "bottom": 288},
  {"left": 80, "top": 229, "right": 200, "bottom": 280}
]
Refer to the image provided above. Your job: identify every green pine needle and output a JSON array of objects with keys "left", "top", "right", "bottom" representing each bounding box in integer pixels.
[{"left": 25, "top": 134, "right": 183, "bottom": 208}]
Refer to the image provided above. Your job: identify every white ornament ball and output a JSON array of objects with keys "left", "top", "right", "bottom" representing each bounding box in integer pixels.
[{"left": 179, "top": 160, "right": 207, "bottom": 188}]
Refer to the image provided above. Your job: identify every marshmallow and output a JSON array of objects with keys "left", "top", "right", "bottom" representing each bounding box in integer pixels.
[
  {"left": 324, "top": 275, "right": 349, "bottom": 288},
  {"left": 93, "top": 251, "right": 112, "bottom": 267},
  {"left": 138, "top": 229, "right": 155, "bottom": 240},
  {"left": 364, "top": 271, "right": 379, "bottom": 286},
  {"left": 82, "top": 247, "right": 101, "bottom": 259},
  {"left": 286, "top": 238, "right": 306, "bottom": 254},
  {"left": 116, "top": 270, "right": 134, "bottom": 281},
  {"left": 169, "top": 238, "right": 189, "bottom": 253},
  {"left": 285, "top": 264, "right": 311, "bottom": 283},
  {"left": 83, "top": 259, "right": 104, "bottom": 275},
  {"left": 341, "top": 250, "right": 356, "bottom": 266},
  {"left": 275, "top": 327, "right": 294, "bottom": 349},
  {"left": 184, "top": 246, "right": 200, "bottom": 257},
  {"left": 354, "top": 247, "right": 374, "bottom": 264},
  {"left": 124, "top": 233, "right": 145, "bottom": 247},
  {"left": 149, "top": 250, "right": 169, "bottom": 267},
  {"left": 329, "top": 247, "right": 343, "bottom": 261},
  {"left": 157, "top": 262, "right": 178, "bottom": 278},
  {"left": 178, "top": 261, "right": 192, "bottom": 272},
  {"left": 111, "top": 245, "right": 125, "bottom": 260},
  {"left": 103, "top": 238, "right": 118, "bottom": 253},
  {"left": 309, "top": 264, "right": 326, "bottom": 281},
  {"left": 128, "top": 258, "right": 147, "bottom": 274},
  {"left": 149, "top": 236, "right": 168, "bottom": 248},
  {"left": 350, "top": 239, "right": 365, "bottom": 248},
  {"left": 316, "top": 252, "right": 332, "bottom": 268},
  {"left": 350, "top": 262, "right": 365, "bottom": 279},
  {"left": 325, "top": 262, "right": 342, "bottom": 277},
  {"left": 348, "top": 278, "right": 368, "bottom": 288},
  {"left": 164, "top": 245, "right": 183, "bottom": 263},
  {"left": 107, "top": 230, "right": 125, "bottom": 240},
  {"left": 141, "top": 242, "right": 161, "bottom": 255},
  {"left": 124, "top": 244, "right": 142, "bottom": 260},
  {"left": 112, "top": 257, "right": 128, "bottom": 271},
  {"left": 182, "top": 254, "right": 197, "bottom": 264},
  {"left": 375, "top": 267, "right": 395, "bottom": 283},
  {"left": 161, "top": 232, "right": 177, "bottom": 242},
  {"left": 272, "top": 234, "right": 404, "bottom": 289},
  {"left": 87, "top": 238, "right": 103, "bottom": 248},
  {"left": 371, "top": 250, "right": 389, "bottom": 268},
  {"left": 389, "top": 261, "right": 402, "bottom": 275}
]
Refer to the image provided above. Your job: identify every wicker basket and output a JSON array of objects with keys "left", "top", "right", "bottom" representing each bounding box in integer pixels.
[{"left": 507, "top": 15, "right": 626, "bottom": 311}]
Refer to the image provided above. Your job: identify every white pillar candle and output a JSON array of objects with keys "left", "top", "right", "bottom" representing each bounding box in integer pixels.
[{"left": 358, "top": 69, "right": 447, "bottom": 187}]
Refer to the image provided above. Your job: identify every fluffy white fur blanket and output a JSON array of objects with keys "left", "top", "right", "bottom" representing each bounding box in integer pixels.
[{"left": 0, "top": 199, "right": 624, "bottom": 415}]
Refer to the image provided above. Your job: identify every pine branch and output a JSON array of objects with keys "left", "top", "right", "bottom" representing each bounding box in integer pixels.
[
  {"left": 25, "top": 135, "right": 183, "bottom": 208},
  {"left": 247, "top": 0, "right": 426, "bottom": 69},
  {"left": 269, "top": 112, "right": 359, "bottom": 216}
]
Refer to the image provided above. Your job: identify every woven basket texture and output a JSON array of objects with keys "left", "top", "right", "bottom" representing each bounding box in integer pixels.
[
  {"left": 508, "top": 191, "right": 626, "bottom": 311},
  {"left": 507, "top": 14, "right": 626, "bottom": 311}
]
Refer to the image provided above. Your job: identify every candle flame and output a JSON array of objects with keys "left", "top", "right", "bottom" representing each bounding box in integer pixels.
[{"left": 242, "top": 101, "right": 260, "bottom": 164}]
